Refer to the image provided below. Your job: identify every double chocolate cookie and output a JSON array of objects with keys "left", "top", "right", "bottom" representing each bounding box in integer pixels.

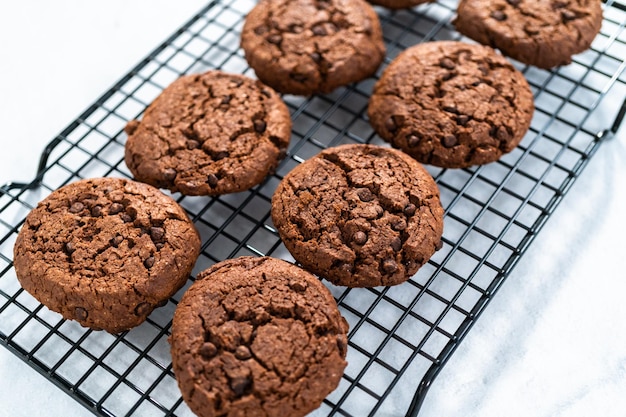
[
  {"left": 368, "top": 41, "right": 534, "bottom": 168},
  {"left": 171, "top": 256, "right": 348, "bottom": 417},
  {"left": 13, "top": 178, "right": 200, "bottom": 333},
  {"left": 271, "top": 144, "right": 444, "bottom": 287},
  {"left": 241, "top": 0, "right": 386, "bottom": 95},
  {"left": 454, "top": 0, "right": 603, "bottom": 69},
  {"left": 124, "top": 70, "right": 292, "bottom": 196}
]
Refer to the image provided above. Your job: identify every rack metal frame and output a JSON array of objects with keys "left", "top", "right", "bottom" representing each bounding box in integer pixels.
[{"left": 1, "top": 0, "right": 625, "bottom": 415}]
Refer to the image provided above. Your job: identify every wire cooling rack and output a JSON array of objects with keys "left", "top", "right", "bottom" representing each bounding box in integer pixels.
[{"left": 1, "top": 0, "right": 625, "bottom": 416}]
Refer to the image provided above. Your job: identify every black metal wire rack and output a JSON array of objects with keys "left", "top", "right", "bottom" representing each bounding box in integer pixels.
[{"left": 1, "top": 0, "right": 625, "bottom": 416}]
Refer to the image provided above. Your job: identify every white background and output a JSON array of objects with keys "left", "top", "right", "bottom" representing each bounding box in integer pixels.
[{"left": 1, "top": 1, "right": 625, "bottom": 417}]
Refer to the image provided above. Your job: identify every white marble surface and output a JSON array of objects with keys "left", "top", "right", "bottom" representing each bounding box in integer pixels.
[{"left": 1, "top": 1, "right": 625, "bottom": 417}]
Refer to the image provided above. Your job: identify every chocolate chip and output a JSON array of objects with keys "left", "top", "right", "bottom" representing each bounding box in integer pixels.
[
  {"left": 443, "top": 105, "right": 459, "bottom": 114},
  {"left": 506, "top": 0, "right": 520, "bottom": 5},
  {"left": 435, "top": 240, "right": 444, "bottom": 251},
  {"left": 288, "top": 23, "right": 303, "bottom": 33},
  {"left": 69, "top": 202, "right": 84, "bottom": 214},
  {"left": 120, "top": 213, "right": 133, "bottom": 223},
  {"left": 163, "top": 168, "right": 177, "bottom": 181},
  {"left": 144, "top": 256, "right": 155, "bottom": 269},
  {"left": 156, "top": 299, "right": 169, "bottom": 307},
  {"left": 254, "top": 25, "right": 268, "bottom": 35},
  {"left": 561, "top": 9, "right": 576, "bottom": 21},
  {"left": 385, "top": 117, "right": 398, "bottom": 132},
  {"left": 207, "top": 173, "right": 219, "bottom": 187},
  {"left": 65, "top": 242, "right": 76, "bottom": 254},
  {"left": 312, "top": 25, "right": 327, "bottom": 36},
  {"left": 261, "top": 89, "right": 272, "bottom": 98},
  {"left": 496, "top": 126, "right": 510, "bottom": 141},
  {"left": 491, "top": 10, "right": 507, "bottom": 21},
  {"left": 110, "top": 235, "right": 123, "bottom": 248},
  {"left": 267, "top": 34, "right": 282, "bottom": 45},
  {"left": 199, "top": 342, "right": 217, "bottom": 359},
  {"left": 375, "top": 205, "right": 384, "bottom": 218},
  {"left": 235, "top": 346, "right": 252, "bottom": 360},
  {"left": 310, "top": 52, "right": 322, "bottom": 63},
  {"left": 403, "top": 203, "right": 417, "bottom": 216},
  {"left": 353, "top": 231, "right": 368, "bottom": 245},
  {"left": 524, "top": 25, "right": 540, "bottom": 35},
  {"left": 407, "top": 134, "right": 420, "bottom": 147},
  {"left": 289, "top": 279, "right": 308, "bottom": 292},
  {"left": 290, "top": 73, "right": 307, "bottom": 82},
  {"left": 126, "top": 207, "right": 138, "bottom": 220},
  {"left": 456, "top": 115, "right": 470, "bottom": 126},
  {"left": 91, "top": 205, "right": 103, "bottom": 217},
  {"left": 391, "top": 237, "right": 402, "bottom": 252},
  {"left": 357, "top": 188, "right": 374, "bottom": 202},
  {"left": 392, "top": 219, "right": 407, "bottom": 231},
  {"left": 440, "top": 58, "right": 456, "bottom": 70},
  {"left": 109, "top": 203, "right": 124, "bottom": 214},
  {"left": 382, "top": 259, "right": 398, "bottom": 274},
  {"left": 187, "top": 139, "right": 200, "bottom": 150},
  {"left": 442, "top": 134, "right": 458, "bottom": 148},
  {"left": 74, "top": 307, "right": 88, "bottom": 321},
  {"left": 214, "top": 151, "right": 229, "bottom": 160},
  {"left": 134, "top": 302, "right": 152, "bottom": 316},
  {"left": 150, "top": 227, "right": 165, "bottom": 242},
  {"left": 254, "top": 119, "right": 267, "bottom": 133},
  {"left": 221, "top": 95, "right": 232, "bottom": 105},
  {"left": 230, "top": 376, "right": 251, "bottom": 396}
]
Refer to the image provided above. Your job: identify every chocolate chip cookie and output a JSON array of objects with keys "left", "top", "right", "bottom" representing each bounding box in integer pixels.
[
  {"left": 367, "top": 0, "right": 432, "bottom": 10},
  {"left": 454, "top": 0, "right": 603, "bottom": 69},
  {"left": 13, "top": 177, "right": 200, "bottom": 333},
  {"left": 368, "top": 41, "right": 534, "bottom": 168},
  {"left": 124, "top": 70, "right": 292, "bottom": 196},
  {"left": 271, "top": 144, "right": 444, "bottom": 287},
  {"left": 170, "top": 256, "right": 348, "bottom": 417},
  {"left": 240, "top": 0, "right": 386, "bottom": 95}
]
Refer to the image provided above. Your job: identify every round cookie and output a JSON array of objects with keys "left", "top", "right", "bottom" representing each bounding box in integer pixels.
[
  {"left": 271, "top": 144, "right": 444, "bottom": 287},
  {"left": 124, "top": 70, "right": 292, "bottom": 196},
  {"left": 13, "top": 177, "right": 201, "bottom": 333},
  {"left": 240, "top": 0, "right": 386, "bottom": 95},
  {"left": 367, "top": 0, "right": 432, "bottom": 10},
  {"left": 170, "top": 256, "right": 348, "bottom": 417},
  {"left": 454, "top": 0, "right": 603, "bottom": 69},
  {"left": 368, "top": 41, "right": 534, "bottom": 168}
]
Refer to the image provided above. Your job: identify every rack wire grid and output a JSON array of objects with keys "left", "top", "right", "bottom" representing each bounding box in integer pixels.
[{"left": 1, "top": 0, "right": 625, "bottom": 416}]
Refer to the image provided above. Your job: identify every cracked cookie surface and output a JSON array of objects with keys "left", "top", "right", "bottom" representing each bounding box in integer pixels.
[
  {"left": 454, "top": 0, "right": 603, "bottom": 69},
  {"left": 240, "top": 0, "right": 386, "bottom": 95},
  {"left": 124, "top": 70, "right": 292, "bottom": 196},
  {"left": 171, "top": 256, "right": 348, "bottom": 417},
  {"left": 13, "top": 177, "right": 201, "bottom": 333},
  {"left": 368, "top": 41, "right": 534, "bottom": 168},
  {"left": 271, "top": 144, "right": 444, "bottom": 287}
]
